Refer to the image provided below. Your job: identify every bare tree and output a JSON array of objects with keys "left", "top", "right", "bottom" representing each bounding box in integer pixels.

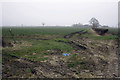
[
  {"left": 42, "top": 23, "right": 45, "bottom": 26},
  {"left": 89, "top": 18, "right": 100, "bottom": 28}
]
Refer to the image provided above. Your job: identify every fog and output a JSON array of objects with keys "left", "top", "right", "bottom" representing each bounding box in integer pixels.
[
  {"left": 118, "top": 1, "right": 120, "bottom": 28},
  {"left": 1, "top": 0, "right": 118, "bottom": 27}
]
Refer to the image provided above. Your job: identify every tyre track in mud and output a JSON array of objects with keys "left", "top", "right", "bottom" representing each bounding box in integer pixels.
[
  {"left": 56, "top": 30, "right": 88, "bottom": 50},
  {"left": 3, "top": 29, "right": 119, "bottom": 78},
  {"left": 2, "top": 53, "right": 78, "bottom": 78},
  {"left": 7, "top": 30, "right": 93, "bottom": 78},
  {"left": 64, "top": 30, "right": 87, "bottom": 38},
  {"left": 55, "top": 40, "right": 87, "bottom": 50},
  {"left": 62, "top": 30, "right": 119, "bottom": 78},
  {"left": 2, "top": 30, "right": 88, "bottom": 78}
]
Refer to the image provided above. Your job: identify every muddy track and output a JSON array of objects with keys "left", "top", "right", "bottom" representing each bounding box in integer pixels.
[
  {"left": 55, "top": 40, "right": 87, "bottom": 50},
  {"left": 2, "top": 53, "right": 78, "bottom": 78},
  {"left": 34, "top": 61, "right": 78, "bottom": 78},
  {"left": 62, "top": 30, "right": 88, "bottom": 50},
  {"left": 64, "top": 30, "right": 87, "bottom": 38},
  {"left": 2, "top": 30, "right": 119, "bottom": 78}
]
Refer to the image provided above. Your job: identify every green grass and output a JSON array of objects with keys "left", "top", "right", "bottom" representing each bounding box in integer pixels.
[
  {"left": 2, "top": 27, "right": 89, "bottom": 37},
  {"left": 53, "top": 38, "right": 69, "bottom": 42},
  {"left": 107, "top": 28, "right": 118, "bottom": 35},
  {"left": 79, "top": 28, "right": 118, "bottom": 40},
  {"left": 92, "top": 35, "right": 118, "bottom": 40},
  {"left": 2, "top": 27, "right": 118, "bottom": 61},
  {"left": 3, "top": 27, "right": 118, "bottom": 40},
  {"left": 31, "top": 40, "right": 74, "bottom": 52},
  {"left": 81, "top": 33, "right": 118, "bottom": 40},
  {"left": 3, "top": 39, "right": 74, "bottom": 61}
]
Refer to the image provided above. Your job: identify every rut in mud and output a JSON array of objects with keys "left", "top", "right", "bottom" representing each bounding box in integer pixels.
[
  {"left": 55, "top": 40, "right": 87, "bottom": 50},
  {"left": 64, "top": 30, "right": 87, "bottom": 38},
  {"left": 2, "top": 53, "right": 80, "bottom": 78}
]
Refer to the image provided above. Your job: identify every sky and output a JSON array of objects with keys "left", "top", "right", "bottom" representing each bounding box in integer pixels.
[
  {"left": 118, "top": 1, "right": 120, "bottom": 28},
  {"left": 0, "top": 0, "right": 119, "bottom": 27}
]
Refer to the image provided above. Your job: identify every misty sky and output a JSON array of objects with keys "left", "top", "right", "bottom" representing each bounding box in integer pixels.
[{"left": 1, "top": 0, "right": 118, "bottom": 27}]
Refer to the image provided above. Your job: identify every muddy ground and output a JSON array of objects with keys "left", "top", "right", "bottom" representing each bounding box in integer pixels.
[{"left": 2, "top": 30, "right": 119, "bottom": 78}]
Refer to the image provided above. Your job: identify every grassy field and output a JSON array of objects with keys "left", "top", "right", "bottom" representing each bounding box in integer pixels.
[
  {"left": 2, "top": 27, "right": 118, "bottom": 38},
  {"left": 2, "top": 26, "right": 119, "bottom": 78},
  {"left": 2, "top": 27, "right": 90, "bottom": 36},
  {"left": 107, "top": 27, "right": 118, "bottom": 35},
  {"left": 3, "top": 27, "right": 85, "bottom": 61},
  {"left": 2, "top": 27, "right": 118, "bottom": 61}
]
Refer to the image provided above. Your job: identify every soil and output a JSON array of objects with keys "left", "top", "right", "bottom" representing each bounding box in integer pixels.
[
  {"left": 92, "top": 28, "right": 108, "bottom": 35},
  {"left": 2, "top": 30, "right": 119, "bottom": 78}
]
